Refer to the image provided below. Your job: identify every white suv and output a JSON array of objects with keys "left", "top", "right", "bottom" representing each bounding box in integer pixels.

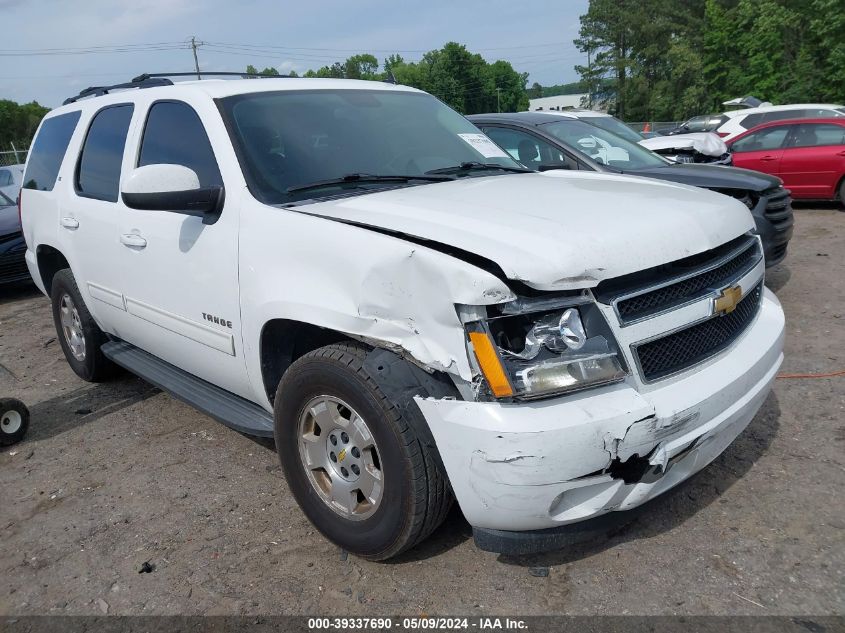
[
  {"left": 21, "top": 75, "right": 784, "bottom": 559},
  {"left": 716, "top": 103, "right": 845, "bottom": 140}
]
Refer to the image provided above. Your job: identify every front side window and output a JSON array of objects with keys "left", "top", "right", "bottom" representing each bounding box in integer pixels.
[
  {"left": 681, "top": 116, "right": 709, "bottom": 132},
  {"left": 582, "top": 115, "right": 643, "bottom": 143},
  {"left": 138, "top": 101, "right": 222, "bottom": 187},
  {"left": 23, "top": 111, "right": 81, "bottom": 191},
  {"left": 218, "top": 89, "right": 522, "bottom": 204},
  {"left": 540, "top": 119, "right": 667, "bottom": 170},
  {"left": 76, "top": 105, "right": 134, "bottom": 202},
  {"left": 731, "top": 126, "right": 790, "bottom": 152},
  {"left": 788, "top": 123, "right": 845, "bottom": 148},
  {"left": 483, "top": 126, "right": 571, "bottom": 169}
]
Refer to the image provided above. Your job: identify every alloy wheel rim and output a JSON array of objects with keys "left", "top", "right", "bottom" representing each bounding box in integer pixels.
[
  {"left": 297, "top": 395, "right": 383, "bottom": 521},
  {"left": 59, "top": 294, "right": 86, "bottom": 361}
]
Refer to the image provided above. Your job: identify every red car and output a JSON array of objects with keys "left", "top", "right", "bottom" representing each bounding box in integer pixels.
[{"left": 727, "top": 118, "right": 845, "bottom": 201}]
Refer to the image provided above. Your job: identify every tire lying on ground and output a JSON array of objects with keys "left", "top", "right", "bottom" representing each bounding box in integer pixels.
[{"left": 0, "top": 398, "right": 30, "bottom": 446}]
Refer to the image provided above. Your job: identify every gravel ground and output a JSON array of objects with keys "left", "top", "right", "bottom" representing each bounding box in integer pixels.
[{"left": 0, "top": 206, "right": 842, "bottom": 617}]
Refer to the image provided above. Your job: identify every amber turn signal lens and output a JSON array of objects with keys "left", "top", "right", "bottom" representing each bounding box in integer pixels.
[{"left": 468, "top": 331, "right": 514, "bottom": 398}]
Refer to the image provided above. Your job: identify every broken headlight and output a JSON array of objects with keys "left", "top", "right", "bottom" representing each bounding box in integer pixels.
[{"left": 467, "top": 303, "right": 627, "bottom": 400}]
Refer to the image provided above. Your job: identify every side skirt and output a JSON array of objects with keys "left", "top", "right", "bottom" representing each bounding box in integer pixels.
[{"left": 101, "top": 340, "right": 274, "bottom": 438}]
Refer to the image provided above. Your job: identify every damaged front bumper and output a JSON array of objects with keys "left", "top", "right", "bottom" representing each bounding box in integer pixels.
[{"left": 415, "top": 288, "right": 784, "bottom": 552}]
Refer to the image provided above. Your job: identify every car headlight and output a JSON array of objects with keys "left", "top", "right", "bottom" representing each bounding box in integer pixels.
[{"left": 466, "top": 303, "right": 627, "bottom": 400}]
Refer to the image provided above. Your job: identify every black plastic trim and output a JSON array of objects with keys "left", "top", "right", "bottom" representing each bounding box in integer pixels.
[
  {"left": 101, "top": 340, "right": 274, "bottom": 437},
  {"left": 361, "top": 347, "right": 458, "bottom": 484},
  {"left": 121, "top": 186, "right": 224, "bottom": 224},
  {"left": 473, "top": 507, "right": 644, "bottom": 555}
]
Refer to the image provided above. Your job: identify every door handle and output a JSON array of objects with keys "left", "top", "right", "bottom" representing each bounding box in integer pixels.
[
  {"left": 120, "top": 233, "right": 147, "bottom": 249},
  {"left": 836, "top": 150, "right": 845, "bottom": 157},
  {"left": 760, "top": 155, "right": 776, "bottom": 161},
  {"left": 60, "top": 217, "right": 79, "bottom": 230}
]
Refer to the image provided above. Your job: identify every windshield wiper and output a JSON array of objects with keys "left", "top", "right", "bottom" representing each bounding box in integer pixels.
[
  {"left": 286, "top": 172, "right": 454, "bottom": 195},
  {"left": 425, "top": 161, "right": 532, "bottom": 176}
]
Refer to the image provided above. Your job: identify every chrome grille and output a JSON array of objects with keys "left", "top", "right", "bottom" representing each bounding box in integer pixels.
[
  {"left": 633, "top": 282, "right": 763, "bottom": 382},
  {"left": 595, "top": 235, "right": 761, "bottom": 325}
]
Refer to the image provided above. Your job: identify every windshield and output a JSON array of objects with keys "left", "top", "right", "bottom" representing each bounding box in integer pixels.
[
  {"left": 540, "top": 119, "right": 668, "bottom": 170},
  {"left": 579, "top": 115, "right": 644, "bottom": 143},
  {"left": 219, "top": 89, "right": 522, "bottom": 204}
]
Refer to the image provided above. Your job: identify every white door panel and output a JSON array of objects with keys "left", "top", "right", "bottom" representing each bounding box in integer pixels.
[{"left": 116, "top": 97, "right": 251, "bottom": 398}]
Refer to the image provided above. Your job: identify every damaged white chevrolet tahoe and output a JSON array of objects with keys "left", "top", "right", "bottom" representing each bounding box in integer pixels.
[{"left": 21, "top": 75, "right": 785, "bottom": 559}]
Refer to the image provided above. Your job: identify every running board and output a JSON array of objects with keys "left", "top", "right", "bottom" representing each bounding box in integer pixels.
[{"left": 101, "top": 340, "right": 275, "bottom": 438}]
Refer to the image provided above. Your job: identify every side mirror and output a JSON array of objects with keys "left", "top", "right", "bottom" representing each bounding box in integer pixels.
[
  {"left": 538, "top": 163, "right": 571, "bottom": 171},
  {"left": 121, "top": 164, "right": 224, "bottom": 225}
]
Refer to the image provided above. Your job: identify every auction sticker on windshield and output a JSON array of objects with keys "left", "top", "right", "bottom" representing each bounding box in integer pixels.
[{"left": 457, "top": 133, "right": 509, "bottom": 159}]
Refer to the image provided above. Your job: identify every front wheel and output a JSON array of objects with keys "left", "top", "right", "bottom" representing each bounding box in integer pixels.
[
  {"left": 274, "top": 342, "right": 452, "bottom": 560},
  {"left": 0, "top": 398, "right": 29, "bottom": 446}
]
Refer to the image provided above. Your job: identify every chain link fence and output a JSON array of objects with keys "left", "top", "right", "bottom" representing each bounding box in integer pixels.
[
  {"left": 0, "top": 149, "right": 27, "bottom": 167},
  {"left": 627, "top": 121, "right": 681, "bottom": 134}
]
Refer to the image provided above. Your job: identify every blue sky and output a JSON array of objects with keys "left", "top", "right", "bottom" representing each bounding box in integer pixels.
[{"left": 0, "top": 0, "right": 588, "bottom": 108}]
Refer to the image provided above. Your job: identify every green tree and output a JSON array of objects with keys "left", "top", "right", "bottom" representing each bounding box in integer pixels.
[
  {"left": 246, "top": 65, "right": 280, "bottom": 76},
  {"left": 0, "top": 100, "right": 50, "bottom": 151},
  {"left": 344, "top": 54, "right": 379, "bottom": 80},
  {"left": 246, "top": 43, "right": 530, "bottom": 115}
]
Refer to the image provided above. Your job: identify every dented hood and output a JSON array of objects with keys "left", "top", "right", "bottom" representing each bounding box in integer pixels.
[{"left": 292, "top": 171, "right": 753, "bottom": 291}]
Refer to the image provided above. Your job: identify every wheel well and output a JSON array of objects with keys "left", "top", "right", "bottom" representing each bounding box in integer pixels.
[
  {"left": 260, "top": 319, "right": 350, "bottom": 403},
  {"left": 35, "top": 245, "right": 70, "bottom": 295}
]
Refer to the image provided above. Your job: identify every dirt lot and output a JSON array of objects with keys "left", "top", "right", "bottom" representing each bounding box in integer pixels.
[{"left": 0, "top": 207, "right": 843, "bottom": 617}]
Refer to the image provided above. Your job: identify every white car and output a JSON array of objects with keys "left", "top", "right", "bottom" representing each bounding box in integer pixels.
[
  {"left": 21, "top": 75, "right": 784, "bottom": 559},
  {"left": 716, "top": 103, "right": 845, "bottom": 140},
  {"left": 0, "top": 164, "right": 24, "bottom": 200}
]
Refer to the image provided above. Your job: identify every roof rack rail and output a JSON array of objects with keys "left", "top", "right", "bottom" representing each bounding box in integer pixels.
[
  {"left": 63, "top": 71, "right": 281, "bottom": 105},
  {"left": 63, "top": 76, "right": 172, "bottom": 105},
  {"left": 131, "top": 71, "right": 282, "bottom": 82}
]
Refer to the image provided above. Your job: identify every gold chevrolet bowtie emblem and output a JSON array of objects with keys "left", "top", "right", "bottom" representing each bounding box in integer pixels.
[{"left": 714, "top": 285, "right": 742, "bottom": 315}]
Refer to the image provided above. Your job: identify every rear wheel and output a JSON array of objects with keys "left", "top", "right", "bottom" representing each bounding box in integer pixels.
[
  {"left": 0, "top": 398, "right": 29, "bottom": 446},
  {"left": 838, "top": 178, "right": 845, "bottom": 209},
  {"left": 274, "top": 342, "right": 452, "bottom": 560},
  {"left": 50, "top": 269, "right": 118, "bottom": 382}
]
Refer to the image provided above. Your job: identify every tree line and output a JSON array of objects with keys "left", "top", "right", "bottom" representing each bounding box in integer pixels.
[
  {"left": 247, "top": 41, "right": 530, "bottom": 114},
  {"left": 0, "top": 100, "right": 50, "bottom": 152},
  {"left": 574, "top": 0, "right": 845, "bottom": 121}
]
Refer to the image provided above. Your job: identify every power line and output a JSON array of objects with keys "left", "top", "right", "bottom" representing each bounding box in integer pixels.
[
  {"left": 0, "top": 43, "right": 189, "bottom": 57},
  {"left": 202, "top": 40, "right": 573, "bottom": 54}
]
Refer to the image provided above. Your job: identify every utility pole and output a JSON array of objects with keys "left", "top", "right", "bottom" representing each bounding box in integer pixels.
[
  {"left": 496, "top": 87, "right": 502, "bottom": 113},
  {"left": 191, "top": 36, "right": 202, "bottom": 80}
]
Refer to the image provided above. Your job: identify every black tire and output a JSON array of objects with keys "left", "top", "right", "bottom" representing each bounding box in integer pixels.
[
  {"left": 50, "top": 269, "right": 118, "bottom": 382},
  {"left": 274, "top": 342, "right": 452, "bottom": 561},
  {"left": 839, "top": 178, "right": 845, "bottom": 209},
  {"left": 0, "top": 398, "right": 30, "bottom": 446}
]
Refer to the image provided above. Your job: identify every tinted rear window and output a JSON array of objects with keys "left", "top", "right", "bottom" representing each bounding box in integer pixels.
[
  {"left": 76, "top": 104, "right": 134, "bottom": 202},
  {"left": 23, "top": 111, "right": 81, "bottom": 191}
]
